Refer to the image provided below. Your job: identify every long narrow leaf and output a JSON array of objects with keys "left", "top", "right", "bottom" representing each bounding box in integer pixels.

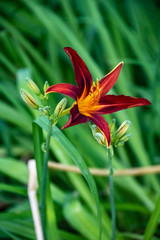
[{"left": 35, "top": 115, "right": 102, "bottom": 239}]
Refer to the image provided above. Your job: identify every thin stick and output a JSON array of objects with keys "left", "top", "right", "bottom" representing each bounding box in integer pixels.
[
  {"left": 28, "top": 160, "right": 44, "bottom": 240},
  {"left": 48, "top": 162, "right": 160, "bottom": 177}
]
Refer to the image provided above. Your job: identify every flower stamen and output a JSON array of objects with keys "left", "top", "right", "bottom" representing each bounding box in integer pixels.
[{"left": 78, "top": 79, "right": 101, "bottom": 115}]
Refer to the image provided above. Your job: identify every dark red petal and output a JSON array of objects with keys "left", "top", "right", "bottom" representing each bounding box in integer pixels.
[
  {"left": 45, "top": 83, "right": 78, "bottom": 100},
  {"left": 62, "top": 104, "right": 88, "bottom": 129},
  {"left": 88, "top": 114, "right": 111, "bottom": 147},
  {"left": 64, "top": 47, "right": 93, "bottom": 98},
  {"left": 96, "top": 94, "right": 151, "bottom": 114},
  {"left": 99, "top": 62, "right": 123, "bottom": 97}
]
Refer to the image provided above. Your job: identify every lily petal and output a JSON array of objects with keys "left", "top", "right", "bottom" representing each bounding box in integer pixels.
[
  {"left": 99, "top": 62, "right": 123, "bottom": 96},
  {"left": 88, "top": 114, "right": 111, "bottom": 147},
  {"left": 64, "top": 47, "right": 93, "bottom": 98},
  {"left": 95, "top": 94, "right": 151, "bottom": 114},
  {"left": 62, "top": 104, "right": 88, "bottom": 129},
  {"left": 46, "top": 83, "right": 78, "bottom": 100}
]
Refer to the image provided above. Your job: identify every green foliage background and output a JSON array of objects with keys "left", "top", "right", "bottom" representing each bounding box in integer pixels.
[{"left": 0, "top": 0, "right": 160, "bottom": 239}]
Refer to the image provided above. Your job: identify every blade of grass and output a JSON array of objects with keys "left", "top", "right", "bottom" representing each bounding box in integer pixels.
[
  {"left": 144, "top": 195, "right": 160, "bottom": 240},
  {"left": 0, "top": 227, "right": 22, "bottom": 240},
  {"left": 0, "top": 221, "right": 36, "bottom": 240},
  {"left": 0, "top": 16, "right": 56, "bottom": 84},
  {"left": 0, "top": 183, "right": 27, "bottom": 196},
  {"left": 0, "top": 102, "right": 32, "bottom": 133},
  {"left": 35, "top": 115, "right": 102, "bottom": 240},
  {"left": 33, "top": 122, "right": 59, "bottom": 240}
]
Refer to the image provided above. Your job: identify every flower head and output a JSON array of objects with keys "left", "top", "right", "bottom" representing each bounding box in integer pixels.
[{"left": 46, "top": 47, "right": 151, "bottom": 147}]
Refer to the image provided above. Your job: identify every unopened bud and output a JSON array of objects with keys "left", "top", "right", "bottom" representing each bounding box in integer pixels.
[
  {"left": 41, "top": 142, "right": 46, "bottom": 152},
  {"left": 120, "top": 133, "right": 131, "bottom": 142},
  {"left": 114, "top": 139, "right": 124, "bottom": 148},
  {"left": 109, "top": 119, "right": 116, "bottom": 135},
  {"left": 54, "top": 98, "right": 67, "bottom": 117},
  {"left": 25, "top": 78, "right": 41, "bottom": 96},
  {"left": 44, "top": 81, "right": 50, "bottom": 93},
  {"left": 91, "top": 125, "right": 99, "bottom": 136},
  {"left": 20, "top": 89, "right": 39, "bottom": 109},
  {"left": 94, "top": 132, "right": 105, "bottom": 146},
  {"left": 39, "top": 108, "right": 48, "bottom": 115},
  {"left": 112, "top": 120, "right": 131, "bottom": 142}
]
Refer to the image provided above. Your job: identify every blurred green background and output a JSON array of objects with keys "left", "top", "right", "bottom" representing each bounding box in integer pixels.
[{"left": 0, "top": 0, "right": 160, "bottom": 239}]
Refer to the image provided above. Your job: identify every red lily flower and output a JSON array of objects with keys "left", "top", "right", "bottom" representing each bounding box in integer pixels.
[{"left": 46, "top": 47, "right": 151, "bottom": 147}]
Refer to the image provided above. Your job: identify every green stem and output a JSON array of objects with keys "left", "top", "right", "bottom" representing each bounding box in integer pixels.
[
  {"left": 41, "top": 118, "right": 53, "bottom": 240},
  {"left": 107, "top": 147, "right": 116, "bottom": 240}
]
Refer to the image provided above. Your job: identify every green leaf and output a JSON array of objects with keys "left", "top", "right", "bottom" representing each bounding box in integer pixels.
[
  {"left": 0, "top": 227, "right": 22, "bottom": 240},
  {"left": 0, "top": 221, "right": 36, "bottom": 240},
  {"left": 32, "top": 122, "right": 44, "bottom": 201},
  {"left": 144, "top": 195, "right": 160, "bottom": 240},
  {"left": 33, "top": 121, "right": 59, "bottom": 240},
  {"left": 0, "top": 183, "right": 27, "bottom": 196},
  {"left": 0, "top": 102, "right": 32, "bottom": 133},
  {"left": 64, "top": 200, "right": 107, "bottom": 240},
  {"left": 34, "top": 115, "right": 102, "bottom": 239},
  {"left": 0, "top": 158, "right": 28, "bottom": 184}
]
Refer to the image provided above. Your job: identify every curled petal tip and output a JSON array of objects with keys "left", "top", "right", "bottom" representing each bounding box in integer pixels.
[
  {"left": 146, "top": 99, "right": 151, "bottom": 105},
  {"left": 139, "top": 98, "right": 151, "bottom": 106},
  {"left": 117, "top": 61, "right": 123, "bottom": 69},
  {"left": 64, "top": 46, "right": 70, "bottom": 51}
]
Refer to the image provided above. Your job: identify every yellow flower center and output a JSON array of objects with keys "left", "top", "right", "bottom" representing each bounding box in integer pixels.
[{"left": 77, "top": 79, "right": 100, "bottom": 116}]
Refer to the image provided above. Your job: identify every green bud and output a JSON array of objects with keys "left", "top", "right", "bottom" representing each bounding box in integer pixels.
[
  {"left": 39, "top": 108, "right": 48, "bottom": 115},
  {"left": 20, "top": 89, "right": 39, "bottom": 109},
  {"left": 120, "top": 133, "right": 131, "bottom": 142},
  {"left": 94, "top": 132, "right": 105, "bottom": 146},
  {"left": 25, "top": 78, "right": 41, "bottom": 96},
  {"left": 43, "top": 81, "right": 50, "bottom": 93},
  {"left": 54, "top": 98, "right": 67, "bottom": 117},
  {"left": 109, "top": 119, "right": 116, "bottom": 135},
  {"left": 91, "top": 125, "right": 99, "bottom": 136},
  {"left": 41, "top": 142, "right": 46, "bottom": 152},
  {"left": 114, "top": 139, "right": 124, "bottom": 148},
  {"left": 112, "top": 120, "right": 131, "bottom": 142}
]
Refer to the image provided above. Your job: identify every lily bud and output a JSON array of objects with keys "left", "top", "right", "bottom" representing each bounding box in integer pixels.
[
  {"left": 54, "top": 98, "right": 67, "bottom": 117},
  {"left": 109, "top": 119, "right": 116, "bottom": 135},
  {"left": 112, "top": 120, "right": 131, "bottom": 142},
  {"left": 114, "top": 139, "right": 124, "bottom": 148},
  {"left": 39, "top": 108, "right": 48, "bottom": 115},
  {"left": 120, "top": 133, "right": 131, "bottom": 142},
  {"left": 41, "top": 142, "right": 46, "bottom": 152},
  {"left": 94, "top": 132, "right": 105, "bottom": 146},
  {"left": 43, "top": 81, "right": 50, "bottom": 93},
  {"left": 91, "top": 125, "right": 99, "bottom": 136},
  {"left": 25, "top": 78, "right": 41, "bottom": 96},
  {"left": 20, "top": 89, "right": 39, "bottom": 109}
]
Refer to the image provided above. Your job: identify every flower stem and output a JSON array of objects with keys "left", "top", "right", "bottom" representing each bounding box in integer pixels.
[
  {"left": 41, "top": 118, "right": 53, "bottom": 240},
  {"left": 107, "top": 147, "right": 116, "bottom": 240}
]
